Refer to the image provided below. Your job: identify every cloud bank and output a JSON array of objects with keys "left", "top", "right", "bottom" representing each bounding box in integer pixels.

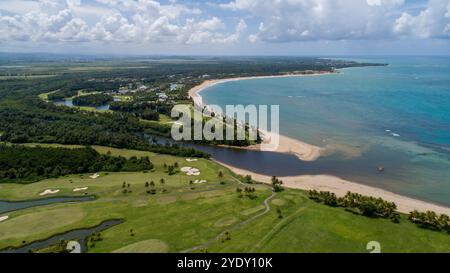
[
  {"left": 0, "top": 0, "right": 449, "bottom": 50},
  {"left": 221, "top": 0, "right": 449, "bottom": 42},
  {"left": 0, "top": 0, "right": 246, "bottom": 44}
]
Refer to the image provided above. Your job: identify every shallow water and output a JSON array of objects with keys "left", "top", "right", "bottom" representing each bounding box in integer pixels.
[{"left": 200, "top": 56, "right": 450, "bottom": 206}]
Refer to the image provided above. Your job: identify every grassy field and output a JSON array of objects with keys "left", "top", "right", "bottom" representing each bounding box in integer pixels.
[
  {"left": 38, "top": 90, "right": 58, "bottom": 102},
  {"left": 0, "top": 145, "right": 449, "bottom": 253},
  {"left": 0, "top": 75, "right": 56, "bottom": 80}
]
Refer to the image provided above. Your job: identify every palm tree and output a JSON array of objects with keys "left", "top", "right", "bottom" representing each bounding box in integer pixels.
[{"left": 438, "top": 214, "right": 449, "bottom": 230}]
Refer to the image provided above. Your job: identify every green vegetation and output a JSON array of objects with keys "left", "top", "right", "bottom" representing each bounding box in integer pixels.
[
  {"left": 0, "top": 144, "right": 153, "bottom": 183},
  {"left": 308, "top": 190, "right": 400, "bottom": 222},
  {"left": 110, "top": 101, "right": 165, "bottom": 121},
  {"left": 409, "top": 210, "right": 450, "bottom": 233},
  {"left": 72, "top": 94, "right": 113, "bottom": 107},
  {"left": 0, "top": 145, "right": 448, "bottom": 253},
  {"left": 1, "top": 55, "right": 445, "bottom": 254},
  {"left": 206, "top": 190, "right": 450, "bottom": 253},
  {"left": 31, "top": 240, "right": 70, "bottom": 253},
  {"left": 0, "top": 55, "right": 380, "bottom": 153},
  {"left": 271, "top": 176, "right": 284, "bottom": 192}
]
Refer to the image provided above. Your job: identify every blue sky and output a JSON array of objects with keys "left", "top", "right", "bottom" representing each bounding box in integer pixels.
[{"left": 0, "top": 0, "right": 449, "bottom": 55}]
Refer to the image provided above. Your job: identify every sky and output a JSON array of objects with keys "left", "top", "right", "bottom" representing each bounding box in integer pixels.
[{"left": 0, "top": 0, "right": 449, "bottom": 55}]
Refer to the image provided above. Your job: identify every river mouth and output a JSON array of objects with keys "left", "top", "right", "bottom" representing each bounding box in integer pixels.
[
  {"left": 0, "top": 219, "right": 123, "bottom": 253},
  {"left": 148, "top": 134, "right": 450, "bottom": 207},
  {"left": 0, "top": 196, "right": 95, "bottom": 214}
]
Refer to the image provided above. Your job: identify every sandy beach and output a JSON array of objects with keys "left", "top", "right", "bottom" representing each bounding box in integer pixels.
[
  {"left": 189, "top": 74, "right": 450, "bottom": 215},
  {"left": 188, "top": 73, "right": 330, "bottom": 161}
]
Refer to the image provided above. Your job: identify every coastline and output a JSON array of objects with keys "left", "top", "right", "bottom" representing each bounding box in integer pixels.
[
  {"left": 216, "top": 160, "right": 450, "bottom": 215},
  {"left": 188, "top": 72, "right": 331, "bottom": 161},
  {"left": 188, "top": 73, "right": 450, "bottom": 215}
]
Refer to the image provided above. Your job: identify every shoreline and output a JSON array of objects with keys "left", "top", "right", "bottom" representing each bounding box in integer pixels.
[
  {"left": 188, "top": 73, "right": 450, "bottom": 215},
  {"left": 216, "top": 160, "right": 450, "bottom": 215},
  {"left": 188, "top": 72, "right": 332, "bottom": 161}
]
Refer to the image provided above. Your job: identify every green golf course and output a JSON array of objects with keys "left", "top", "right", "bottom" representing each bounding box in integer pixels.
[{"left": 0, "top": 145, "right": 449, "bottom": 253}]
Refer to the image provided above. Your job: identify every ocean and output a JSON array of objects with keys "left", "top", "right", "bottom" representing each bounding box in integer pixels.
[{"left": 200, "top": 56, "right": 450, "bottom": 206}]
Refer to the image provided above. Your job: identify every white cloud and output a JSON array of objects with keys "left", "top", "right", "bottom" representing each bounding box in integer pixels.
[
  {"left": 0, "top": 0, "right": 448, "bottom": 49},
  {"left": 0, "top": 1, "right": 40, "bottom": 14},
  {"left": 0, "top": 0, "right": 245, "bottom": 45},
  {"left": 394, "top": 0, "right": 450, "bottom": 39},
  {"left": 221, "top": 0, "right": 449, "bottom": 42}
]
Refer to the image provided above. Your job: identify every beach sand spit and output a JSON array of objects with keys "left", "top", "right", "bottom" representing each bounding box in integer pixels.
[{"left": 188, "top": 74, "right": 329, "bottom": 161}]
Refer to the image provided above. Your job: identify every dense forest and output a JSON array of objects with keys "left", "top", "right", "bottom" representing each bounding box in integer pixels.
[
  {"left": 47, "top": 81, "right": 121, "bottom": 100},
  {"left": 0, "top": 145, "right": 153, "bottom": 183},
  {"left": 109, "top": 101, "right": 171, "bottom": 121},
  {"left": 72, "top": 94, "right": 114, "bottom": 107}
]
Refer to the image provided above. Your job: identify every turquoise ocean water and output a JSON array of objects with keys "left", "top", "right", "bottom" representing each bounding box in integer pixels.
[{"left": 201, "top": 56, "right": 450, "bottom": 206}]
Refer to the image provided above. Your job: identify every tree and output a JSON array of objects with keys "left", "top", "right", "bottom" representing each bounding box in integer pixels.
[
  {"left": 271, "top": 176, "right": 284, "bottom": 192},
  {"left": 243, "top": 175, "right": 252, "bottom": 184},
  {"left": 276, "top": 208, "right": 283, "bottom": 219},
  {"left": 359, "top": 202, "right": 377, "bottom": 217},
  {"left": 390, "top": 213, "right": 401, "bottom": 224},
  {"left": 236, "top": 188, "right": 243, "bottom": 197},
  {"left": 167, "top": 165, "right": 176, "bottom": 175}
]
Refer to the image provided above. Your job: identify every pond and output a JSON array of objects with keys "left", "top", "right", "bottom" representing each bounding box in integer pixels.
[
  {"left": 0, "top": 196, "right": 95, "bottom": 214},
  {"left": 0, "top": 219, "right": 123, "bottom": 253},
  {"left": 53, "top": 97, "right": 121, "bottom": 111}
]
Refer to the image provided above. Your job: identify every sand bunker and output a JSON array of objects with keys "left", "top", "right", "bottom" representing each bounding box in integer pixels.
[
  {"left": 181, "top": 167, "right": 201, "bottom": 176},
  {"left": 90, "top": 173, "right": 100, "bottom": 179},
  {"left": 0, "top": 215, "right": 9, "bottom": 223},
  {"left": 73, "top": 187, "right": 89, "bottom": 192},
  {"left": 186, "top": 158, "right": 198, "bottom": 162},
  {"left": 193, "top": 180, "right": 207, "bottom": 184},
  {"left": 39, "top": 189, "right": 60, "bottom": 196}
]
